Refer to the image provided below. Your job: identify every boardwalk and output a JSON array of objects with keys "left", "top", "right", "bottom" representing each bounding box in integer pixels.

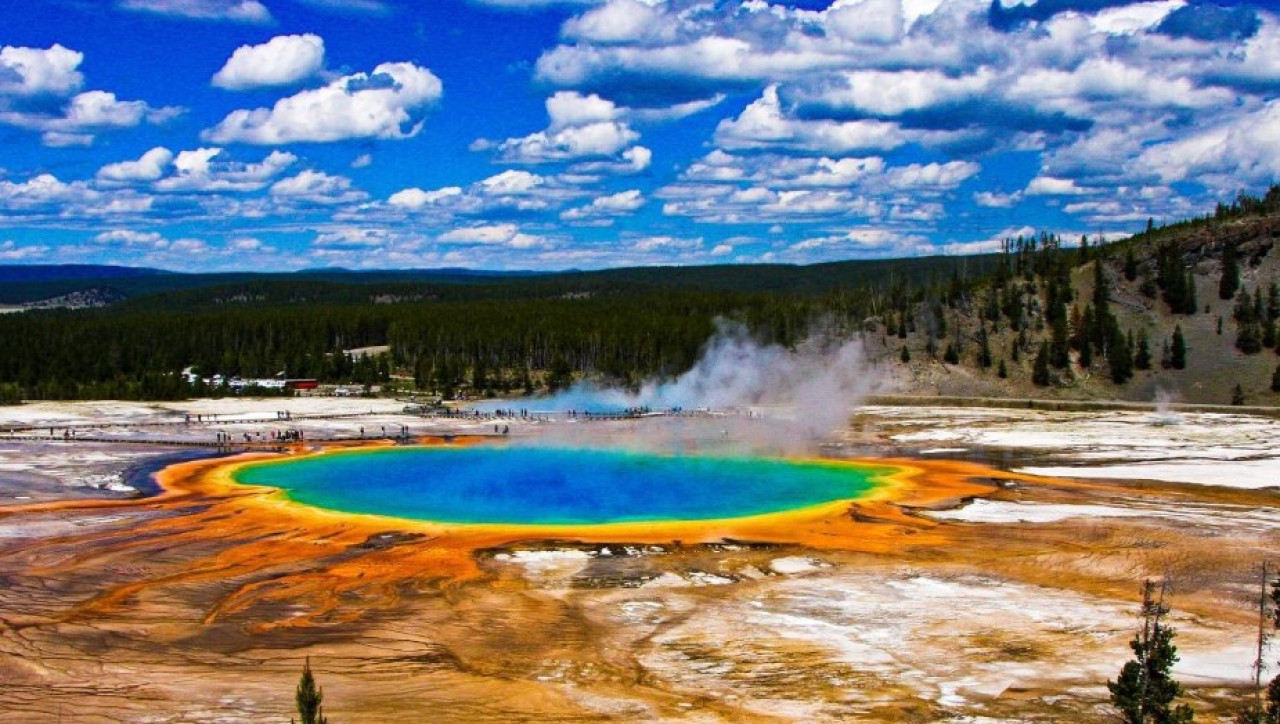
[{"left": 1, "top": 402, "right": 736, "bottom": 452}]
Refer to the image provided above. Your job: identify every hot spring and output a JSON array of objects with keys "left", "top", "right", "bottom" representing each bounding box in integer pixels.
[{"left": 232, "top": 445, "right": 893, "bottom": 526}]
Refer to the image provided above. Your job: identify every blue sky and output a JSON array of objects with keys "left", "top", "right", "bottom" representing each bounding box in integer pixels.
[{"left": 1, "top": 0, "right": 1278, "bottom": 271}]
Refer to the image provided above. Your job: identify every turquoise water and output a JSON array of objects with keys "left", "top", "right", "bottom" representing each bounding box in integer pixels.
[{"left": 233, "top": 446, "right": 887, "bottom": 525}]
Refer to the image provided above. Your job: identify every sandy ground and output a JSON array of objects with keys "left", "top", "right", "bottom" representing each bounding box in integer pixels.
[
  {"left": 860, "top": 405, "right": 1280, "bottom": 487},
  {"left": 0, "top": 399, "right": 1277, "bottom": 722}
]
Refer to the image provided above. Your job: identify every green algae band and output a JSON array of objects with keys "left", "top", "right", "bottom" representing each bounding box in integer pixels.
[{"left": 233, "top": 446, "right": 889, "bottom": 525}]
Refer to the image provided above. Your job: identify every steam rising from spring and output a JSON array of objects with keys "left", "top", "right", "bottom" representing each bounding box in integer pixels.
[
  {"left": 1151, "top": 387, "right": 1183, "bottom": 426},
  {"left": 494, "top": 321, "right": 883, "bottom": 455}
]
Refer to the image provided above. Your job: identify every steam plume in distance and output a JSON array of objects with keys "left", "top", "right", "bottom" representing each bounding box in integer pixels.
[{"left": 485, "top": 320, "right": 885, "bottom": 455}]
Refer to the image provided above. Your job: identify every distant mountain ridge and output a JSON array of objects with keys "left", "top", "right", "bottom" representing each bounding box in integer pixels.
[
  {"left": 0, "top": 256, "right": 1003, "bottom": 306},
  {"left": 0, "top": 264, "right": 543, "bottom": 283},
  {"left": 0, "top": 264, "right": 171, "bottom": 283},
  {"left": 0, "top": 265, "right": 552, "bottom": 305},
  {"left": 299, "top": 267, "right": 545, "bottom": 278}
]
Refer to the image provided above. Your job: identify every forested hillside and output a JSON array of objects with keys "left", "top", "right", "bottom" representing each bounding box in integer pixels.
[
  {"left": 881, "top": 185, "right": 1280, "bottom": 405},
  {"left": 0, "top": 186, "right": 1277, "bottom": 404}
]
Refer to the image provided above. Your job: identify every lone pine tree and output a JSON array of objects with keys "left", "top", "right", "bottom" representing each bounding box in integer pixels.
[
  {"left": 1033, "top": 341, "right": 1051, "bottom": 386},
  {"left": 294, "top": 657, "right": 329, "bottom": 724},
  {"left": 1222, "top": 241, "right": 1241, "bottom": 300},
  {"left": 1108, "top": 579, "right": 1194, "bottom": 724},
  {"left": 1171, "top": 326, "right": 1187, "bottom": 370},
  {"left": 977, "top": 324, "right": 993, "bottom": 368},
  {"left": 1238, "top": 563, "right": 1280, "bottom": 724},
  {"left": 1240, "top": 321, "right": 1264, "bottom": 354},
  {"left": 1135, "top": 329, "right": 1153, "bottom": 371},
  {"left": 1110, "top": 328, "right": 1134, "bottom": 384}
]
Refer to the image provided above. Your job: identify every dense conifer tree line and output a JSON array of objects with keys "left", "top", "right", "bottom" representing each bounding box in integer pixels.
[
  {"left": 0, "top": 251, "right": 1005, "bottom": 401},
  {"left": 0, "top": 291, "right": 871, "bottom": 400}
]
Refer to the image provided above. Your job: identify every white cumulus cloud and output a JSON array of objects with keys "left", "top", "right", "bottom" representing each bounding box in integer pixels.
[
  {"left": 715, "top": 86, "right": 908, "bottom": 154},
  {"left": 119, "top": 0, "right": 272, "bottom": 23},
  {"left": 0, "top": 45, "right": 84, "bottom": 96},
  {"left": 213, "top": 34, "right": 326, "bottom": 90},
  {"left": 0, "top": 240, "right": 50, "bottom": 260},
  {"left": 469, "top": 0, "right": 600, "bottom": 7},
  {"left": 388, "top": 186, "right": 464, "bottom": 209},
  {"left": 0, "top": 90, "right": 183, "bottom": 147},
  {"left": 547, "top": 90, "right": 620, "bottom": 129},
  {"left": 1134, "top": 100, "right": 1280, "bottom": 189},
  {"left": 269, "top": 170, "right": 367, "bottom": 204},
  {"left": 488, "top": 92, "right": 644, "bottom": 165},
  {"left": 562, "top": 0, "right": 677, "bottom": 45},
  {"left": 93, "top": 229, "right": 168, "bottom": 248},
  {"left": 796, "top": 68, "right": 994, "bottom": 117},
  {"left": 438, "top": 223, "right": 549, "bottom": 249},
  {"left": 561, "top": 188, "right": 644, "bottom": 221},
  {"left": 498, "top": 120, "right": 639, "bottom": 163},
  {"left": 204, "top": 61, "right": 442, "bottom": 144},
  {"left": 153, "top": 148, "right": 297, "bottom": 193},
  {"left": 97, "top": 147, "right": 175, "bottom": 185},
  {"left": 1025, "top": 176, "right": 1090, "bottom": 196},
  {"left": 478, "top": 169, "right": 546, "bottom": 195},
  {"left": 825, "top": 0, "right": 905, "bottom": 45},
  {"left": 0, "top": 174, "right": 98, "bottom": 209}
]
